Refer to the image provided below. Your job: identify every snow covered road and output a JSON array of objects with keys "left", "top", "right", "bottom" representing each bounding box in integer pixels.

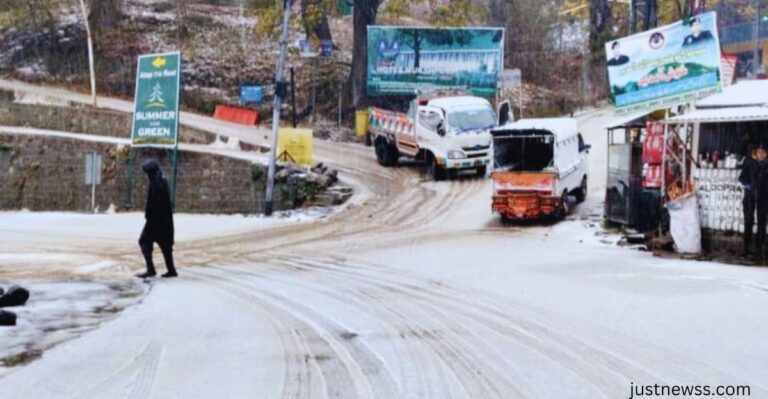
[{"left": 2, "top": 83, "right": 768, "bottom": 398}]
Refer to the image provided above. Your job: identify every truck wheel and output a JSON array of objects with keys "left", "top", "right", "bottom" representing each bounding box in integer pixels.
[
  {"left": 557, "top": 189, "right": 569, "bottom": 219},
  {"left": 428, "top": 154, "right": 446, "bottom": 181},
  {"left": 476, "top": 165, "right": 487, "bottom": 178},
  {"left": 575, "top": 176, "right": 587, "bottom": 203},
  {"left": 375, "top": 139, "right": 394, "bottom": 167},
  {"left": 386, "top": 141, "right": 399, "bottom": 166}
]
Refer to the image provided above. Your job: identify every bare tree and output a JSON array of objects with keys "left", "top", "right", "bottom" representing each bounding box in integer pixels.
[{"left": 351, "top": 0, "right": 382, "bottom": 109}]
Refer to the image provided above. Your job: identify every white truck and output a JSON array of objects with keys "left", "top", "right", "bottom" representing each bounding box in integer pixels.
[
  {"left": 490, "top": 118, "right": 590, "bottom": 220},
  {"left": 367, "top": 91, "right": 495, "bottom": 180}
]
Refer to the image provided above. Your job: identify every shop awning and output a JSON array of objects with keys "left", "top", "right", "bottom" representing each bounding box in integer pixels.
[
  {"left": 602, "top": 110, "right": 655, "bottom": 129},
  {"left": 696, "top": 80, "right": 768, "bottom": 108},
  {"left": 665, "top": 106, "right": 768, "bottom": 124}
]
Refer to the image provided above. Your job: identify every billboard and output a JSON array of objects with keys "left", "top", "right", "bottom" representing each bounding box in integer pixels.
[
  {"left": 606, "top": 12, "right": 722, "bottom": 115},
  {"left": 367, "top": 26, "right": 504, "bottom": 98},
  {"left": 131, "top": 52, "right": 181, "bottom": 146}
]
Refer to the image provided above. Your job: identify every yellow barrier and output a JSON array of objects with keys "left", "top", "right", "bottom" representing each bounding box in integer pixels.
[{"left": 355, "top": 110, "right": 368, "bottom": 137}]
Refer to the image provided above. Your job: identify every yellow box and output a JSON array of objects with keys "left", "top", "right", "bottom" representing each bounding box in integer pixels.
[{"left": 355, "top": 110, "right": 368, "bottom": 137}]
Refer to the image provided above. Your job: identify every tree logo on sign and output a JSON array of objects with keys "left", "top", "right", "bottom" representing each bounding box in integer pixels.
[{"left": 147, "top": 83, "right": 166, "bottom": 108}]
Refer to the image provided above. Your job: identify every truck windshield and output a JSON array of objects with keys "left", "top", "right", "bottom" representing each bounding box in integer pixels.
[
  {"left": 493, "top": 130, "right": 554, "bottom": 171},
  {"left": 447, "top": 107, "right": 496, "bottom": 134}
]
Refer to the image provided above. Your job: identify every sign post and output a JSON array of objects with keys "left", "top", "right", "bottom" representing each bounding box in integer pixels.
[
  {"left": 131, "top": 51, "right": 182, "bottom": 208},
  {"left": 84, "top": 152, "right": 102, "bottom": 212},
  {"left": 498, "top": 69, "right": 522, "bottom": 118}
]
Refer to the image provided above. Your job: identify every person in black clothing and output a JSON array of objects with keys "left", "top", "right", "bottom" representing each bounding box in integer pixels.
[
  {"left": 739, "top": 145, "right": 768, "bottom": 258},
  {"left": 607, "top": 41, "right": 630, "bottom": 67},
  {"left": 682, "top": 17, "right": 714, "bottom": 47},
  {"left": 137, "top": 159, "right": 177, "bottom": 278}
]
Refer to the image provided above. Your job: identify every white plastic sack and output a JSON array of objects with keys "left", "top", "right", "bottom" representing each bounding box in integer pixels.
[{"left": 666, "top": 193, "right": 702, "bottom": 254}]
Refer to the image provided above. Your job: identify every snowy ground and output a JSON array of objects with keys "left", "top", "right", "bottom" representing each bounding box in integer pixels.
[{"left": 2, "top": 83, "right": 768, "bottom": 398}]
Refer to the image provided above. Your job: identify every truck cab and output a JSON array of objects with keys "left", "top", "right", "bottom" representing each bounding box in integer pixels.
[
  {"left": 369, "top": 91, "right": 495, "bottom": 180},
  {"left": 490, "top": 118, "right": 590, "bottom": 220}
]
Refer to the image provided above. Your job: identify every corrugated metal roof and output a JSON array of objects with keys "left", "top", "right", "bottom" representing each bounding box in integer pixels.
[
  {"left": 666, "top": 106, "right": 768, "bottom": 124},
  {"left": 696, "top": 80, "right": 768, "bottom": 108}
]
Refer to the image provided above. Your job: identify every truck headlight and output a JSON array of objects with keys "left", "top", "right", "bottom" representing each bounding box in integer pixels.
[{"left": 447, "top": 150, "right": 466, "bottom": 159}]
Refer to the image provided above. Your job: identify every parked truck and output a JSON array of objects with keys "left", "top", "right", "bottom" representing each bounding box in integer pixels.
[
  {"left": 367, "top": 90, "right": 495, "bottom": 180},
  {"left": 491, "top": 118, "right": 590, "bottom": 221}
]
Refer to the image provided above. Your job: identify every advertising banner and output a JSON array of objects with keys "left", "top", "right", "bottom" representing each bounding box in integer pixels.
[
  {"left": 606, "top": 12, "right": 722, "bottom": 115},
  {"left": 277, "top": 128, "right": 314, "bottom": 167},
  {"left": 131, "top": 52, "right": 181, "bottom": 146},
  {"left": 367, "top": 26, "right": 504, "bottom": 97}
]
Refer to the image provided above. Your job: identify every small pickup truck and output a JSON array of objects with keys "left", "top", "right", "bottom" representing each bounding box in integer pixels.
[
  {"left": 368, "top": 90, "right": 495, "bottom": 180},
  {"left": 491, "top": 118, "right": 590, "bottom": 221}
]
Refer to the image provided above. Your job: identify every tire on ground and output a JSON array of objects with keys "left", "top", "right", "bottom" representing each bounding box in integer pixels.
[
  {"left": 0, "top": 286, "right": 30, "bottom": 308},
  {"left": 0, "top": 310, "right": 17, "bottom": 326}
]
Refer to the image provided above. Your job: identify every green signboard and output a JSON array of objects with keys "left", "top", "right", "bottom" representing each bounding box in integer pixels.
[
  {"left": 131, "top": 52, "right": 181, "bottom": 146},
  {"left": 367, "top": 26, "right": 504, "bottom": 98}
]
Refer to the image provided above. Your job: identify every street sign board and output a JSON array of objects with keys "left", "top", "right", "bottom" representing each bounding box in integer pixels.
[
  {"left": 131, "top": 51, "right": 181, "bottom": 146},
  {"left": 277, "top": 128, "right": 314, "bottom": 166},
  {"left": 84, "top": 152, "right": 102, "bottom": 185},
  {"left": 605, "top": 12, "right": 722, "bottom": 115},
  {"left": 240, "top": 84, "right": 264, "bottom": 103},
  {"left": 498, "top": 69, "right": 521, "bottom": 89}
]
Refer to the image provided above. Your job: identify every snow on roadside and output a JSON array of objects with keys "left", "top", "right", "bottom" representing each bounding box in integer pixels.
[{"left": 0, "top": 280, "right": 145, "bottom": 378}]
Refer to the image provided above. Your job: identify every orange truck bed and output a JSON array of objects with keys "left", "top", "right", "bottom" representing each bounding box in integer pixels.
[{"left": 491, "top": 171, "right": 560, "bottom": 219}]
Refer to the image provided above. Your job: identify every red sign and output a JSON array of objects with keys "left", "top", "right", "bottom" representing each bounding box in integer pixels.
[
  {"left": 642, "top": 122, "right": 665, "bottom": 164},
  {"left": 721, "top": 54, "right": 738, "bottom": 87}
]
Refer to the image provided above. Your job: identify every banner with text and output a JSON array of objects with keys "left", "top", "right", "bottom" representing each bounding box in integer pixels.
[
  {"left": 606, "top": 12, "right": 722, "bottom": 115},
  {"left": 131, "top": 52, "right": 181, "bottom": 146},
  {"left": 367, "top": 26, "right": 504, "bottom": 98}
]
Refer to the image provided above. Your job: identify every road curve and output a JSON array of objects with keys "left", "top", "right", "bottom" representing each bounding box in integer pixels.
[{"left": 2, "top": 81, "right": 768, "bottom": 398}]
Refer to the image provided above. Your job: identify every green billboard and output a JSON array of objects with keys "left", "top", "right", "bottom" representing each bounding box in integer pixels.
[
  {"left": 367, "top": 26, "right": 505, "bottom": 98},
  {"left": 131, "top": 52, "right": 181, "bottom": 146}
]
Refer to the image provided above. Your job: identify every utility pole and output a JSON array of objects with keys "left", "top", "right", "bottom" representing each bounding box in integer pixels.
[
  {"left": 78, "top": 0, "right": 97, "bottom": 107},
  {"left": 754, "top": 0, "right": 762, "bottom": 76},
  {"left": 264, "top": 0, "right": 293, "bottom": 216}
]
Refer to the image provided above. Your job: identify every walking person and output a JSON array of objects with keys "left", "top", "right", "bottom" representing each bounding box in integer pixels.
[
  {"left": 137, "top": 159, "right": 178, "bottom": 278},
  {"left": 739, "top": 144, "right": 768, "bottom": 259}
]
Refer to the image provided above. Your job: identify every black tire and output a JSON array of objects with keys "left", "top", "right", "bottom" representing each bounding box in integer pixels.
[
  {"left": 364, "top": 132, "right": 372, "bottom": 147},
  {"left": 375, "top": 138, "right": 397, "bottom": 167},
  {"left": 557, "top": 190, "right": 569, "bottom": 219},
  {"left": 386, "top": 141, "right": 399, "bottom": 166},
  {"left": 575, "top": 176, "right": 587, "bottom": 203},
  {"left": 428, "top": 154, "right": 446, "bottom": 181},
  {"left": 500, "top": 214, "right": 511, "bottom": 225},
  {"left": 476, "top": 165, "right": 487, "bottom": 178}
]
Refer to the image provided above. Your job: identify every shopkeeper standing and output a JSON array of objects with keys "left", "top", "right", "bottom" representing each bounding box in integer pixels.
[{"left": 739, "top": 144, "right": 768, "bottom": 258}]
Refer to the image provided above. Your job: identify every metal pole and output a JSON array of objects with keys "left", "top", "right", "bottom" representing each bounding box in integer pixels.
[
  {"left": 311, "top": 57, "right": 317, "bottom": 124},
  {"left": 629, "top": 0, "right": 635, "bottom": 34},
  {"left": 78, "top": 0, "right": 97, "bottom": 107},
  {"left": 754, "top": 0, "right": 762, "bottom": 76},
  {"left": 264, "top": 0, "right": 293, "bottom": 216},
  {"left": 338, "top": 79, "right": 342, "bottom": 127},
  {"left": 661, "top": 108, "right": 669, "bottom": 203},
  {"left": 91, "top": 153, "right": 96, "bottom": 212},
  {"left": 290, "top": 66, "right": 297, "bottom": 128}
]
